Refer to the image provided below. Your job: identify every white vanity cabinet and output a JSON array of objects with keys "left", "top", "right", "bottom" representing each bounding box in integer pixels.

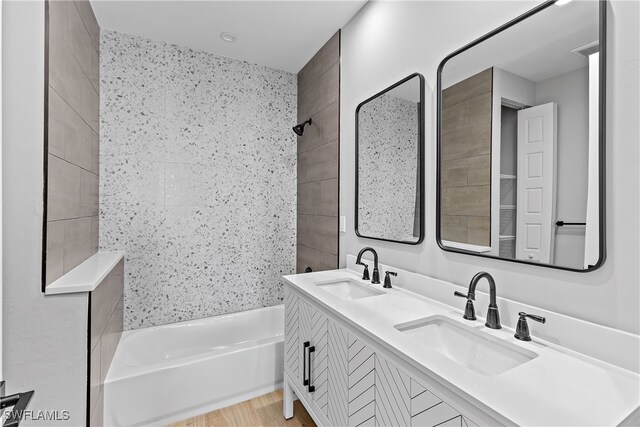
[
  {"left": 284, "top": 287, "right": 330, "bottom": 421},
  {"left": 284, "top": 286, "right": 479, "bottom": 427}
]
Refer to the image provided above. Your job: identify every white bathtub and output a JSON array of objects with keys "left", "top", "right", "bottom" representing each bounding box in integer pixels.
[{"left": 104, "top": 305, "right": 284, "bottom": 426}]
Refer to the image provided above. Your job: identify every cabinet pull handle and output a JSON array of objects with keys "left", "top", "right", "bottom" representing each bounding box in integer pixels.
[
  {"left": 303, "top": 341, "right": 310, "bottom": 386},
  {"left": 308, "top": 345, "right": 316, "bottom": 393}
]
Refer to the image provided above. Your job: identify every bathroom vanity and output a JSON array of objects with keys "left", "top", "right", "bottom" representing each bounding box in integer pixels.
[{"left": 282, "top": 267, "right": 640, "bottom": 426}]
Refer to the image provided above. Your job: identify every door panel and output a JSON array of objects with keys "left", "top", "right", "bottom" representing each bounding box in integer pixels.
[{"left": 516, "top": 102, "right": 557, "bottom": 263}]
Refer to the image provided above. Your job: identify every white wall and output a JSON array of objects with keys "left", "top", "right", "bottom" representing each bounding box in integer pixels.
[
  {"left": 2, "top": 2, "right": 88, "bottom": 425},
  {"left": 340, "top": 0, "right": 640, "bottom": 334}
]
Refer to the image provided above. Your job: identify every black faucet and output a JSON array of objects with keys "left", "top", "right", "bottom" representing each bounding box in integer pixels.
[
  {"left": 514, "top": 312, "right": 546, "bottom": 341},
  {"left": 383, "top": 271, "right": 397, "bottom": 288},
  {"left": 454, "top": 271, "right": 501, "bottom": 329},
  {"left": 355, "top": 247, "right": 380, "bottom": 284}
]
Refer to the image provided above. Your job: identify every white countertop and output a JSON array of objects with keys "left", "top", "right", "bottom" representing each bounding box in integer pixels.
[
  {"left": 284, "top": 269, "right": 640, "bottom": 426},
  {"left": 45, "top": 251, "right": 125, "bottom": 295}
]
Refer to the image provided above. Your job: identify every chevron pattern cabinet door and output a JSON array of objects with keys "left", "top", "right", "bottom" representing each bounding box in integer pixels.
[
  {"left": 375, "top": 353, "right": 411, "bottom": 426},
  {"left": 328, "top": 320, "right": 349, "bottom": 427},
  {"left": 300, "top": 299, "right": 329, "bottom": 416},
  {"left": 347, "top": 335, "right": 376, "bottom": 427},
  {"left": 410, "top": 379, "right": 462, "bottom": 427},
  {"left": 284, "top": 288, "right": 301, "bottom": 383}
]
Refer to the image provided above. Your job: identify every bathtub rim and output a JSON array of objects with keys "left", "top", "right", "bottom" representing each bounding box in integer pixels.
[{"left": 106, "top": 304, "right": 284, "bottom": 382}]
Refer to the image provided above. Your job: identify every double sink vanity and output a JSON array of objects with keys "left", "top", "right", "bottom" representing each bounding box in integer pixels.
[
  {"left": 283, "top": 0, "right": 639, "bottom": 425},
  {"left": 282, "top": 259, "right": 639, "bottom": 426}
]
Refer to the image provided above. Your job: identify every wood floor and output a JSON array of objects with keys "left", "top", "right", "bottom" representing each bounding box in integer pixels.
[{"left": 167, "top": 390, "right": 316, "bottom": 427}]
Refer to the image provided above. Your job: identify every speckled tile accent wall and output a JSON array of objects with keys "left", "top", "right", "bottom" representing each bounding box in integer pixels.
[
  {"left": 100, "top": 29, "right": 297, "bottom": 330},
  {"left": 358, "top": 94, "right": 419, "bottom": 241}
]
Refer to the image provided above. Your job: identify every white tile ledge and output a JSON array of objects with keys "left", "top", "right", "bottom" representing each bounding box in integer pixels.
[{"left": 45, "top": 251, "right": 125, "bottom": 295}]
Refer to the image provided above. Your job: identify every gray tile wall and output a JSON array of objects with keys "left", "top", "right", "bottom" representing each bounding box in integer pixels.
[
  {"left": 440, "top": 68, "right": 492, "bottom": 246},
  {"left": 46, "top": 0, "right": 100, "bottom": 286},
  {"left": 297, "top": 32, "right": 340, "bottom": 273},
  {"left": 100, "top": 30, "right": 297, "bottom": 329},
  {"left": 89, "top": 260, "right": 124, "bottom": 427}
]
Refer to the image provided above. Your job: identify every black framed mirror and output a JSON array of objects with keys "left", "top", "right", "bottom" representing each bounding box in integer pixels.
[
  {"left": 356, "top": 73, "right": 425, "bottom": 245},
  {"left": 436, "top": 0, "right": 606, "bottom": 271}
]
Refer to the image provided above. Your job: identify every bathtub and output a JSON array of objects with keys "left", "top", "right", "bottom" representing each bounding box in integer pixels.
[{"left": 104, "top": 305, "right": 284, "bottom": 426}]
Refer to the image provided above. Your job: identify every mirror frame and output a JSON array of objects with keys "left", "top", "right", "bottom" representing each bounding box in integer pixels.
[
  {"left": 355, "top": 72, "right": 426, "bottom": 245},
  {"left": 435, "top": 0, "right": 607, "bottom": 272}
]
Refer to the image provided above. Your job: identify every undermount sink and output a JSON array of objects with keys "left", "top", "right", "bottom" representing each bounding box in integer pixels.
[
  {"left": 315, "top": 278, "right": 385, "bottom": 300},
  {"left": 395, "top": 315, "right": 538, "bottom": 376}
]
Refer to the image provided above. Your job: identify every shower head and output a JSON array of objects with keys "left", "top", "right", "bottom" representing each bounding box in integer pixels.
[{"left": 293, "top": 118, "right": 312, "bottom": 136}]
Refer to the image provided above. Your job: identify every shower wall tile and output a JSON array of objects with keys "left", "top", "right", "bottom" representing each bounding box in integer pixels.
[
  {"left": 101, "top": 158, "right": 165, "bottom": 206},
  {"left": 100, "top": 29, "right": 296, "bottom": 329},
  {"left": 100, "top": 202, "right": 165, "bottom": 260},
  {"left": 164, "top": 163, "right": 222, "bottom": 206}
]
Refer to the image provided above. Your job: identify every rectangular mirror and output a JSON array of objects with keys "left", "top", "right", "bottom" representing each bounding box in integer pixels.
[
  {"left": 356, "top": 73, "right": 425, "bottom": 244},
  {"left": 437, "top": 0, "right": 606, "bottom": 271}
]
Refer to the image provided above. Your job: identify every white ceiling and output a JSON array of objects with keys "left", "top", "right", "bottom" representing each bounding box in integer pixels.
[
  {"left": 90, "top": 0, "right": 367, "bottom": 74},
  {"left": 443, "top": 0, "right": 599, "bottom": 87}
]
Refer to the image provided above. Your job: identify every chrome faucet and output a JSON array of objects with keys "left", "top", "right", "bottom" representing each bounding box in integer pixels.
[
  {"left": 454, "top": 271, "right": 501, "bottom": 329},
  {"left": 355, "top": 247, "right": 380, "bottom": 284}
]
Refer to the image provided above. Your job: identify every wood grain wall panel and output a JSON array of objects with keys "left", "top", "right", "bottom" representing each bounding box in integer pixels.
[
  {"left": 298, "top": 102, "right": 339, "bottom": 154},
  {"left": 441, "top": 124, "right": 491, "bottom": 161},
  {"left": 47, "top": 154, "right": 82, "bottom": 221},
  {"left": 467, "top": 216, "right": 490, "bottom": 246},
  {"left": 468, "top": 93, "right": 492, "bottom": 126},
  {"left": 441, "top": 158, "right": 468, "bottom": 188},
  {"left": 297, "top": 244, "right": 338, "bottom": 273},
  {"left": 467, "top": 155, "right": 490, "bottom": 186},
  {"left": 442, "top": 68, "right": 492, "bottom": 109},
  {"left": 440, "top": 68, "right": 492, "bottom": 246},
  {"left": 48, "top": 18, "right": 99, "bottom": 132},
  {"left": 296, "top": 32, "right": 340, "bottom": 273},
  {"left": 442, "top": 186, "right": 490, "bottom": 217},
  {"left": 89, "top": 260, "right": 124, "bottom": 427},
  {"left": 298, "top": 140, "right": 339, "bottom": 184},
  {"left": 298, "top": 215, "right": 338, "bottom": 255},
  {"left": 45, "top": 0, "right": 100, "bottom": 287},
  {"left": 68, "top": 2, "right": 99, "bottom": 91},
  {"left": 46, "top": 220, "right": 65, "bottom": 283},
  {"left": 442, "top": 101, "right": 470, "bottom": 135},
  {"left": 441, "top": 215, "right": 468, "bottom": 243},
  {"left": 74, "top": 0, "right": 100, "bottom": 51},
  {"left": 321, "top": 32, "right": 340, "bottom": 74},
  {"left": 63, "top": 217, "right": 92, "bottom": 273},
  {"left": 298, "top": 178, "right": 339, "bottom": 217}
]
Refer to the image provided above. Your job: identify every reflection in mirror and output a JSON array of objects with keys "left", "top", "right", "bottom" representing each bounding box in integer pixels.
[
  {"left": 437, "top": 0, "right": 604, "bottom": 270},
  {"left": 357, "top": 74, "right": 424, "bottom": 244}
]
